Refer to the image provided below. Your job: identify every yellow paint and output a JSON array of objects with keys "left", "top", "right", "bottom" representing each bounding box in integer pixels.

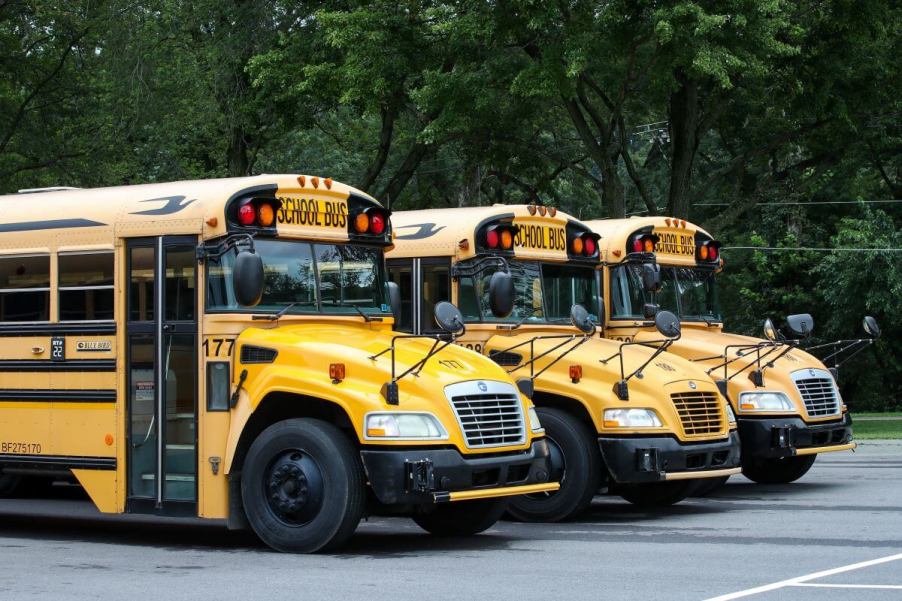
[
  {"left": 72, "top": 469, "right": 118, "bottom": 513},
  {"left": 794, "top": 442, "right": 856, "bottom": 456},
  {"left": 663, "top": 467, "right": 741, "bottom": 481},
  {"left": 446, "top": 482, "right": 560, "bottom": 501}
]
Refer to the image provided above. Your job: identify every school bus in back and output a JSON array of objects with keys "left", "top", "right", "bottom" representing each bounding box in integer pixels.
[
  {"left": 0, "top": 176, "right": 557, "bottom": 552},
  {"left": 589, "top": 217, "right": 858, "bottom": 486},
  {"left": 388, "top": 205, "right": 741, "bottom": 521}
]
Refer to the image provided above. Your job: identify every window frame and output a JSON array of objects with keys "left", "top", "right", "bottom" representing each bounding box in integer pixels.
[
  {"left": 0, "top": 252, "right": 51, "bottom": 323},
  {"left": 57, "top": 250, "right": 116, "bottom": 323}
]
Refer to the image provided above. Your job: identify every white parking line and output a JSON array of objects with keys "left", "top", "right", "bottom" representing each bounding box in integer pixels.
[
  {"left": 703, "top": 552, "right": 902, "bottom": 601},
  {"left": 790, "top": 583, "right": 902, "bottom": 590}
]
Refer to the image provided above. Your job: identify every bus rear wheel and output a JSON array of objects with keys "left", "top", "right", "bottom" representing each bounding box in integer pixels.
[
  {"left": 618, "top": 480, "right": 695, "bottom": 507},
  {"left": 506, "top": 407, "right": 601, "bottom": 522},
  {"left": 241, "top": 418, "right": 364, "bottom": 553},
  {"left": 0, "top": 474, "right": 20, "bottom": 497},
  {"left": 413, "top": 499, "right": 507, "bottom": 536},
  {"left": 741, "top": 455, "right": 816, "bottom": 484}
]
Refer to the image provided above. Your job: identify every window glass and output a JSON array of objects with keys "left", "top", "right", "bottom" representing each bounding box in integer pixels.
[
  {"left": 0, "top": 255, "right": 49, "bottom": 321},
  {"left": 609, "top": 264, "right": 721, "bottom": 321},
  {"left": 387, "top": 261, "right": 413, "bottom": 332},
  {"left": 542, "top": 264, "right": 598, "bottom": 319},
  {"left": 129, "top": 246, "right": 155, "bottom": 322},
  {"left": 421, "top": 262, "right": 450, "bottom": 333},
  {"left": 610, "top": 265, "right": 648, "bottom": 319},
  {"left": 59, "top": 252, "right": 114, "bottom": 321},
  {"left": 165, "top": 247, "right": 195, "bottom": 322},
  {"left": 673, "top": 267, "right": 721, "bottom": 321}
]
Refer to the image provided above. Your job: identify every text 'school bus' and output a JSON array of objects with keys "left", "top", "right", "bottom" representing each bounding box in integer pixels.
[
  {"left": 0, "top": 175, "right": 560, "bottom": 553},
  {"left": 588, "top": 217, "right": 864, "bottom": 488},
  {"left": 387, "top": 205, "right": 741, "bottom": 521}
]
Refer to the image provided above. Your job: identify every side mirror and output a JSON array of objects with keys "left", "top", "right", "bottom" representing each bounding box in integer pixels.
[
  {"left": 641, "top": 263, "right": 662, "bottom": 293},
  {"left": 763, "top": 318, "right": 777, "bottom": 342},
  {"left": 786, "top": 313, "right": 814, "bottom": 338},
  {"left": 654, "top": 310, "right": 681, "bottom": 338},
  {"left": 434, "top": 301, "right": 465, "bottom": 335},
  {"left": 233, "top": 250, "right": 264, "bottom": 307},
  {"left": 863, "top": 315, "right": 881, "bottom": 338},
  {"left": 643, "top": 303, "right": 659, "bottom": 319},
  {"left": 570, "top": 304, "right": 596, "bottom": 334},
  {"left": 387, "top": 281, "right": 401, "bottom": 320},
  {"left": 489, "top": 271, "right": 515, "bottom": 318}
]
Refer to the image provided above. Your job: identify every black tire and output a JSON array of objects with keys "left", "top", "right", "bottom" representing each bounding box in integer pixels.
[
  {"left": 506, "top": 407, "right": 601, "bottom": 522},
  {"left": 0, "top": 474, "right": 21, "bottom": 497},
  {"left": 241, "top": 418, "right": 364, "bottom": 553},
  {"left": 618, "top": 480, "right": 695, "bottom": 507},
  {"left": 741, "top": 454, "right": 817, "bottom": 484},
  {"left": 413, "top": 499, "right": 507, "bottom": 536},
  {"left": 691, "top": 475, "right": 730, "bottom": 497}
]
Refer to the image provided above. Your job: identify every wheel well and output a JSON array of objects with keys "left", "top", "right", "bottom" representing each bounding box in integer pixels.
[
  {"left": 230, "top": 392, "right": 357, "bottom": 476},
  {"left": 530, "top": 391, "right": 597, "bottom": 432}
]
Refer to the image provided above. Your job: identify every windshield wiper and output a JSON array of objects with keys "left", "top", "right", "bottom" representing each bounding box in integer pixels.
[
  {"left": 498, "top": 307, "right": 545, "bottom": 331},
  {"left": 353, "top": 305, "right": 384, "bottom": 322},
  {"left": 253, "top": 302, "right": 299, "bottom": 322}
]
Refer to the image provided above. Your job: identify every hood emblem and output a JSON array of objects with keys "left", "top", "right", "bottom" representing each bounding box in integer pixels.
[
  {"left": 809, "top": 369, "right": 816, "bottom": 377},
  {"left": 477, "top": 381, "right": 488, "bottom": 392},
  {"left": 688, "top": 381, "right": 697, "bottom": 390}
]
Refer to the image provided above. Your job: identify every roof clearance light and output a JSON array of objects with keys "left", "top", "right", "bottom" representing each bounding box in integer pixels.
[
  {"left": 699, "top": 245, "right": 709, "bottom": 260},
  {"left": 538, "top": 205, "right": 547, "bottom": 217},
  {"left": 584, "top": 235, "right": 597, "bottom": 256},
  {"left": 572, "top": 236, "right": 584, "bottom": 255},
  {"left": 548, "top": 206, "right": 557, "bottom": 217},
  {"left": 354, "top": 212, "right": 369, "bottom": 234},
  {"left": 527, "top": 204, "right": 537, "bottom": 216},
  {"left": 369, "top": 212, "right": 386, "bottom": 235},
  {"left": 643, "top": 237, "right": 654, "bottom": 252},
  {"left": 257, "top": 203, "right": 276, "bottom": 227},
  {"left": 237, "top": 203, "right": 256, "bottom": 226},
  {"left": 500, "top": 228, "right": 514, "bottom": 250},
  {"left": 486, "top": 229, "right": 500, "bottom": 249}
]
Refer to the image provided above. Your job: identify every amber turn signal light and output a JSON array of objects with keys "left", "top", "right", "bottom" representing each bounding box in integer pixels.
[
  {"left": 569, "top": 365, "right": 583, "bottom": 383},
  {"left": 329, "top": 363, "right": 346, "bottom": 382}
]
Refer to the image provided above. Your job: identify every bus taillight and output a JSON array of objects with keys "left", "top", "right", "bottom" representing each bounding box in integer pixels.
[
  {"left": 234, "top": 198, "right": 281, "bottom": 229},
  {"left": 696, "top": 240, "right": 721, "bottom": 262},
  {"left": 483, "top": 224, "right": 518, "bottom": 251},
  {"left": 350, "top": 207, "right": 390, "bottom": 237},
  {"left": 570, "top": 231, "right": 600, "bottom": 258},
  {"left": 628, "top": 234, "right": 658, "bottom": 255},
  {"left": 237, "top": 203, "right": 256, "bottom": 225}
]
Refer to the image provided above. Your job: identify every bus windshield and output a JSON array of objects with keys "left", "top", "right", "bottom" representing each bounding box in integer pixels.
[
  {"left": 459, "top": 261, "right": 599, "bottom": 324},
  {"left": 610, "top": 264, "right": 721, "bottom": 322},
  {"left": 207, "top": 239, "right": 388, "bottom": 315}
]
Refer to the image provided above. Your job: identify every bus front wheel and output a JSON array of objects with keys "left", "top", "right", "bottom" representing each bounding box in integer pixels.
[
  {"left": 506, "top": 407, "right": 601, "bottom": 522},
  {"left": 413, "top": 499, "right": 507, "bottom": 536},
  {"left": 741, "top": 455, "right": 817, "bottom": 484},
  {"left": 241, "top": 418, "right": 364, "bottom": 553}
]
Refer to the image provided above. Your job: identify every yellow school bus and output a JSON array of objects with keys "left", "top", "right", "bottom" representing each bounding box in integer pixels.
[
  {"left": 588, "top": 217, "right": 857, "bottom": 486},
  {"left": 387, "top": 205, "right": 740, "bottom": 521},
  {"left": 0, "top": 175, "right": 559, "bottom": 552}
]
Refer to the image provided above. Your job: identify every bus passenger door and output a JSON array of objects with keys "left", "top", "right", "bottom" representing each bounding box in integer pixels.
[
  {"left": 386, "top": 257, "right": 451, "bottom": 334},
  {"left": 126, "top": 237, "right": 198, "bottom": 516}
]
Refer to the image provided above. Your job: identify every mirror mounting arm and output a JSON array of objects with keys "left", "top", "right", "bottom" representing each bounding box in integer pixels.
[
  {"left": 197, "top": 233, "right": 256, "bottom": 262},
  {"left": 450, "top": 255, "right": 510, "bottom": 280}
]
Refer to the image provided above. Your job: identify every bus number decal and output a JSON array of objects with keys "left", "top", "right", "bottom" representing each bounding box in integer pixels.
[
  {"left": 461, "top": 343, "right": 483, "bottom": 354},
  {"left": 203, "top": 338, "right": 235, "bottom": 358},
  {"left": 612, "top": 336, "right": 633, "bottom": 342},
  {"left": 277, "top": 197, "right": 348, "bottom": 228},
  {"left": 1, "top": 442, "right": 42, "bottom": 455}
]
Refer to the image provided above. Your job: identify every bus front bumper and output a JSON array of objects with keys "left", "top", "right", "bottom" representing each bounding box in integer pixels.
[
  {"left": 737, "top": 413, "right": 854, "bottom": 459},
  {"left": 359, "top": 439, "right": 557, "bottom": 505},
  {"left": 598, "top": 431, "right": 741, "bottom": 484}
]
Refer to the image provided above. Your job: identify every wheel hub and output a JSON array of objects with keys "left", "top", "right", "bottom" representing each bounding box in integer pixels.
[{"left": 264, "top": 450, "right": 324, "bottom": 525}]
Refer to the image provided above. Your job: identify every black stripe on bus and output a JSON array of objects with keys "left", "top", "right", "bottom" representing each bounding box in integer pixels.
[
  {"left": 0, "top": 218, "right": 107, "bottom": 233},
  {"left": 0, "top": 454, "right": 116, "bottom": 471},
  {"left": 0, "top": 360, "right": 115, "bottom": 372},
  {"left": 0, "top": 323, "right": 116, "bottom": 336},
  {"left": 0, "top": 389, "right": 116, "bottom": 402}
]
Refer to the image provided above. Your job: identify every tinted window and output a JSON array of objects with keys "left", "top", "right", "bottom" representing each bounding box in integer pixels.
[
  {"left": 0, "top": 255, "right": 49, "bottom": 321},
  {"left": 59, "top": 252, "right": 114, "bottom": 321}
]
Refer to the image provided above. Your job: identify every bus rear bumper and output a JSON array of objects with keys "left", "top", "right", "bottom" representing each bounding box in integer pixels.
[
  {"left": 598, "top": 431, "right": 741, "bottom": 484},
  {"left": 359, "top": 439, "right": 554, "bottom": 505},
  {"left": 737, "top": 414, "right": 853, "bottom": 459}
]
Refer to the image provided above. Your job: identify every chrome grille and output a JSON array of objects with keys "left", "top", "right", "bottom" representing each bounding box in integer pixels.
[
  {"left": 446, "top": 381, "right": 525, "bottom": 448},
  {"left": 671, "top": 391, "right": 723, "bottom": 436},
  {"left": 793, "top": 370, "right": 839, "bottom": 416}
]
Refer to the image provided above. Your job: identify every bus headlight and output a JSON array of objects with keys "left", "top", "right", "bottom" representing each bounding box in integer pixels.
[
  {"left": 725, "top": 403, "right": 737, "bottom": 425},
  {"left": 527, "top": 406, "right": 544, "bottom": 433},
  {"left": 738, "top": 392, "right": 794, "bottom": 412},
  {"left": 364, "top": 413, "right": 448, "bottom": 440},
  {"left": 603, "top": 409, "right": 662, "bottom": 428}
]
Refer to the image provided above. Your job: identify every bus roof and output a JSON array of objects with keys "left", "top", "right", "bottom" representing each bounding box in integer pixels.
[
  {"left": 0, "top": 175, "right": 381, "bottom": 250},
  {"left": 585, "top": 217, "right": 715, "bottom": 266}
]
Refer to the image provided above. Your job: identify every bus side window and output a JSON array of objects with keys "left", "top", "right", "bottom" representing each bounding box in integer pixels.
[
  {"left": 59, "top": 252, "right": 114, "bottom": 321},
  {"left": 458, "top": 276, "right": 481, "bottom": 321},
  {"left": 420, "top": 260, "right": 450, "bottom": 333},
  {"left": 386, "top": 260, "right": 413, "bottom": 333},
  {"left": 0, "top": 254, "right": 50, "bottom": 322}
]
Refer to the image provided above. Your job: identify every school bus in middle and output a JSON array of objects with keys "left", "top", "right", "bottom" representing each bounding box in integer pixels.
[{"left": 388, "top": 205, "right": 741, "bottom": 521}]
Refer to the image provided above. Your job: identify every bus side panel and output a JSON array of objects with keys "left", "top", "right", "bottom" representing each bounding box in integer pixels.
[{"left": 72, "top": 469, "right": 118, "bottom": 513}]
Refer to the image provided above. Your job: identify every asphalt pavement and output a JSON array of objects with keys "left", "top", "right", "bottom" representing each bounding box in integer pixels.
[{"left": 0, "top": 441, "right": 899, "bottom": 601}]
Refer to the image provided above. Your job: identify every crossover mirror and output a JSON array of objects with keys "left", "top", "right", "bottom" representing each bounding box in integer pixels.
[
  {"left": 387, "top": 281, "right": 402, "bottom": 321},
  {"left": 763, "top": 318, "right": 778, "bottom": 342},
  {"left": 434, "top": 301, "right": 465, "bottom": 335},
  {"left": 570, "top": 304, "right": 596, "bottom": 334},
  {"left": 641, "top": 263, "right": 662, "bottom": 293},
  {"left": 863, "top": 316, "right": 881, "bottom": 339},
  {"left": 233, "top": 249, "right": 264, "bottom": 307},
  {"left": 655, "top": 310, "right": 681, "bottom": 338},
  {"left": 489, "top": 270, "right": 515, "bottom": 318},
  {"left": 786, "top": 313, "right": 814, "bottom": 338}
]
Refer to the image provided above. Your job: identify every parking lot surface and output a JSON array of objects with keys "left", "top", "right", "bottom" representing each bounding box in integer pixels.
[{"left": 0, "top": 441, "right": 899, "bottom": 601}]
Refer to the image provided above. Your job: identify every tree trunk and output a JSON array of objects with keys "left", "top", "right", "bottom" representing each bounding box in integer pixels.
[
  {"left": 667, "top": 71, "right": 699, "bottom": 218},
  {"left": 359, "top": 98, "right": 400, "bottom": 193},
  {"left": 378, "top": 141, "right": 429, "bottom": 207},
  {"left": 227, "top": 127, "right": 251, "bottom": 176}
]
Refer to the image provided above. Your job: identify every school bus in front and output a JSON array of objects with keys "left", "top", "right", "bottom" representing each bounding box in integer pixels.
[
  {"left": 588, "top": 217, "right": 860, "bottom": 486},
  {"left": 0, "top": 175, "right": 558, "bottom": 552},
  {"left": 387, "top": 205, "right": 741, "bottom": 521}
]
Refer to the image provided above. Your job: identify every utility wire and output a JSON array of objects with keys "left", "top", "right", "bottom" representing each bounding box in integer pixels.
[
  {"left": 696, "top": 200, "right": 901, "bottom": 206},
  {"left": 723, "top": 246, "right": 902, "bottom": 252}
]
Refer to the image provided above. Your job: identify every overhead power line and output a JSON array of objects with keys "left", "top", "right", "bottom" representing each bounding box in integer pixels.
[
  {"left": 696, "top": 199, "right": 902, "bottom": 206},
  {"left": 723, "top": 246, "right": 902, "bottom": 252}
]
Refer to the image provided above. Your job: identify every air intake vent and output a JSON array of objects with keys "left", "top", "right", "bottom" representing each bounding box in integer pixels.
[
  {"left": 792, "top": 369, "right": 840, "bottom": 417},
  {"left": 240, "top": 345, "right": 278, "bottom": 364},
  {"left": 671, "top": 391, "right": 724, "bottom": 436},
  {"left": 488, "top": 350, "right": 522, "bottom": 367},
  {"left": 444, "top": 381, "right": 526, "bottom": 449}
]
